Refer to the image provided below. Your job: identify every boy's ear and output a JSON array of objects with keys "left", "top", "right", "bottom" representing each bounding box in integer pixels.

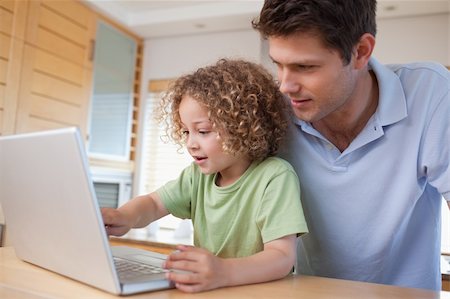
[{"left": 353, "top": 33, "right": 375, "bottom": 69}]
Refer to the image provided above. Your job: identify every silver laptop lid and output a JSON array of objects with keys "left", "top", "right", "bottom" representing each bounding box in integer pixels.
[{"left": 0, "top": 127, "right": 121, "bottom": 294}]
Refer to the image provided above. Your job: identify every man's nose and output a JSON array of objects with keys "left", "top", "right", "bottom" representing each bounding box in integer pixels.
[{"left": 279, "top": 71, "right": 299, "bottom": 94}]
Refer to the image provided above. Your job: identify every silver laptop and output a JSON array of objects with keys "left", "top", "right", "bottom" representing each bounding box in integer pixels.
[{"left": 0, "top": 127, "right": 174, "bottom": 295}]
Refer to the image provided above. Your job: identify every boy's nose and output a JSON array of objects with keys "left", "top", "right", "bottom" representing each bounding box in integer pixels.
[{"left": 186, "top": 136, "right": 199, "bottom": 149}]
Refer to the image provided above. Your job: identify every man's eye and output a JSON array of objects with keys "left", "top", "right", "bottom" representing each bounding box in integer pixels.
[{"left": 296, "top": 65, "right": 315, "bottom": 70}]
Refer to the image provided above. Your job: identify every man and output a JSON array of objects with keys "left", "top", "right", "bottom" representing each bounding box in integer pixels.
[{"left": 253, "top": 0, "right": 450, "bottom": 291}]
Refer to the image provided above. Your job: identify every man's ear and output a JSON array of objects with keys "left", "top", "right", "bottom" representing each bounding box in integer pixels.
[{"left": 353, "top": 33, "right": 375, "bottom": 69}]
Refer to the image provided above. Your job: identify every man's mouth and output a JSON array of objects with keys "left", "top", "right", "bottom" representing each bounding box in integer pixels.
[{"left": 290, "top": 97, "right": 312, "bottom": 108}]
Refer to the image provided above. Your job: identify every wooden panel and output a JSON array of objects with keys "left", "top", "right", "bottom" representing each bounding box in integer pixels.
[
  {"left": 31, "top": 72, "right": 84, "bottom": 106},
  {"left": 29, "top": 94, "right": 81, "bottom": 125},
  {"left": 128, "top": 42, "right": 143, "bottom": 161},
  {"left": 109, "top": 237, "right": 175, "bottom": 255},
  {"left": 89, "top": 156, "right": 134, "bottom": 172},
  {"left": 1, "top": 0, "right": 27, "bottom": 135},
  {"left": 148, "top": 79, "right": 172, "bottom": 93},
  {"left": 0, "top": 34, "right": 7, "bottom": 118},
  {"left": 15, "top": 44, "right": 37, "bottom": 133},
  {"left": 39, "top": 5, "right": 88, "bottom": 46},
  {"left": 25, "top": 0, "right": 96, "bottom": 136},
  {"left": 16, "top": 44, "right": 87, "bottom": 133},
  {"left": 0, "top": 84, "right": 4, "bottom": 109},
  {"left": 26, "top": 116, "right": 69, "bottom": 132},
  {"left": 0, "top": 1, "right": 14, "bottom": 11},
  {"left": 0, "top": 35, "right": 11, "bottom": 59},
  {"left": 15, "top": 0, "right": 95, "bottom": 136},
  {"left": 42, "top": 0, "right": 91, "bottom": 28},
  {"left": 34, "top": 48, "right": 84, "bottom": 85},
  {"left": 0, "top": 59, "right": 7, "bottom": 84},
  {"left": 0, "top": 5, "right": 13, "bottom": 35},
  {"left": 36, "top": 27, "right": 85, "bottom": 65},
  {"left": 443, "top": 278, "right": 450, "bottom": 291},
  {"left": 0, "top": 84, "right": 6, "bottom": 108}
]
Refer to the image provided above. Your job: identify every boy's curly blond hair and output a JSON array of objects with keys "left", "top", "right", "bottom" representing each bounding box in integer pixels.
[{"left": 158, "top": 59, "right": 290, "bottom": 161}]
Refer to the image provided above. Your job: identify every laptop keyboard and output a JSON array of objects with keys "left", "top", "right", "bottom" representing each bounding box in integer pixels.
[{"left": 113, "top": 257, "right": 167, "bottom": 280}]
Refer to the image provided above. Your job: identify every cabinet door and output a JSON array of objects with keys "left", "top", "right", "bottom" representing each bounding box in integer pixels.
[
  {"left": 0, "top": 0, "right": 27, "bottom": 135},
  {"left": 88, "top": 21, "right": 137, "bottom": 161},
  {"left": 14, "top": 0, "right": 95, "bottom": 136}
]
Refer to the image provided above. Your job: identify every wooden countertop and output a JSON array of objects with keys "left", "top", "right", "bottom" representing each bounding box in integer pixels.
[{"left": 0, "top": 246, "right": 449, "bottom": 299}]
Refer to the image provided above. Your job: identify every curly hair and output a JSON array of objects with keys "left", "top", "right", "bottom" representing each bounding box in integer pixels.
[
  {"left": 252, "top": 0, "right": 377, "bottom": 64},
  {"left": 157, "top": 59, "right": 290, "bottom": 162}
]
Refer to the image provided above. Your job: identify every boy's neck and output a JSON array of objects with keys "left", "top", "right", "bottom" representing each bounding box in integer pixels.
[{"left": 216, "top": 158, "right": 252, "bottom": 187}]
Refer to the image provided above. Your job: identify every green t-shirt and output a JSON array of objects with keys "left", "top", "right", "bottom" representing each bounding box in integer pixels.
[{"left": 157, "top": 157, "right": 308, "bottom": 258}]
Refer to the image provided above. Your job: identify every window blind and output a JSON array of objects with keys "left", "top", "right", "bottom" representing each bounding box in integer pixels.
[
  {"left": 94, "top": 182, "right": 120, "bottom": 208},
  {"left": 139, "top": 93, "right": 192, "bottom": 229},
  {"left": 88, "top": 21, "right": 136, "bottom": 160}
]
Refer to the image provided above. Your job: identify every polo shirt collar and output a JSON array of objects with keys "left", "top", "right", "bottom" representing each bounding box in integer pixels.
[{"left": 369, "top": 57, "right": 407, "bottom": 126}]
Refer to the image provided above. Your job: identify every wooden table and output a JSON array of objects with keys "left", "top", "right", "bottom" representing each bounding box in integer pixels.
[{"left": 0, "top": 246, "right": 448, "bottom": 299}]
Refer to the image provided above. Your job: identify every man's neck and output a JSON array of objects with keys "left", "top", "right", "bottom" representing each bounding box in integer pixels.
[{"left": 313, "top": 70, "right": 379, "bottom": 152}]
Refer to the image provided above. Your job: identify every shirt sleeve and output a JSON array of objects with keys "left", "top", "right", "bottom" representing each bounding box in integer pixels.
[
  {"left": 156, "top": 163, "right": 196, "bottom": 219},
  {"left": 256, "top": 165, "right": 308, "bottom": 243},
  {"left": 420, "top": 77, "right": 450, "bottom": 201}
]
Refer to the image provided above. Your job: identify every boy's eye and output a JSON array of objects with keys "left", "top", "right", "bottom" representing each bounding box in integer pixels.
[{"left": 199, "top": 130, "right": 210, "bottom": 135}]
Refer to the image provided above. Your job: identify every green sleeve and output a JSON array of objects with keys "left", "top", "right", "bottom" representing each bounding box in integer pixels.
[
  {"left": 256, "top": 167, "right": 308, "bottom": 243},
  {"left": 156, "top": 163, "right": 196, "bottom": 219}
]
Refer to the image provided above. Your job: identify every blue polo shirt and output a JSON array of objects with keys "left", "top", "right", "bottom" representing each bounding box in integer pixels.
[{"left": 281, "top": 58, "right": 450, "bottom": 290}]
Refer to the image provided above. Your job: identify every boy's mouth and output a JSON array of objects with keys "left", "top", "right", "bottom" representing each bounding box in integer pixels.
[{"left": 193, "top": 156, "right": 207, "bottom": 161}]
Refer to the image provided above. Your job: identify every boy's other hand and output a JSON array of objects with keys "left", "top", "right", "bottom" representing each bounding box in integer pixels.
[{"left": 163, "top": 245, "right": 228, "bottom": 293}]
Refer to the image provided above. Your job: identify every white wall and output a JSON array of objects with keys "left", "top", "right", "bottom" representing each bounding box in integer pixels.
[
  {"left": 374, "top": 13, "right": 449, "bottom": 64},
  {"left": 143, "top": 29, "right": 261, "bottom": 80},
  {"left": 143, "top": 13, "right": 449, "bottom": 85}
]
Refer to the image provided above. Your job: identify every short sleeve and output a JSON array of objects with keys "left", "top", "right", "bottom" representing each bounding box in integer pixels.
[
  {"left": 420, "top": 83, "right": 450, "bottom": 201},
  {"left": 156, "top": 163, "right": 196, "bottom": 219},
  {"left": 256, "top": 166, "right": 308, "bottom": 243}
]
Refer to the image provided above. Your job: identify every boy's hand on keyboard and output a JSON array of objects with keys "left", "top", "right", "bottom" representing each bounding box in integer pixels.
[
  {"left": 101, "top": 207, "right": 132, "bottom": 236},
  {"left": 163, "top": 245, "right": 228, "bottom": 293}
]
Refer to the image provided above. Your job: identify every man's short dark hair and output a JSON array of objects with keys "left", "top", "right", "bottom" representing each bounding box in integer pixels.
[{"left": 252, "top": 0, "right": 377, "bottom": 64}]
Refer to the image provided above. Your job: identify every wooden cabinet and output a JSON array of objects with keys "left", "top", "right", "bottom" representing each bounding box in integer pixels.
[
  {"left": 0, "top": 0, "right": 27, "bottom": 135},
  {"left": 0, "top": 0, "right": 142, "bottom": 165},
  {"left": 17, "top": 0, "right": 95, "bottom": 136},
  {"left": 1, "top": 0, "right": 95, "bottom": 136},
  {"left": 443, "top": 278, "right": 450, "bottom": 291}
]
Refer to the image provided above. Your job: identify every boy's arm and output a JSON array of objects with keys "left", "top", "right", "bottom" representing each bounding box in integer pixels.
[
  {"left": 101, "top": 192, "right": 169, "bottom": 236},
  {"left": 164, "top": 234, "right": 297, "bottom": 293}
]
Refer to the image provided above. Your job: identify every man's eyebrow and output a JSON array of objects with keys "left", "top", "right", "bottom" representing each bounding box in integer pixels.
[
  {"left": 269, "top": 55, "right": 278, "bottom": 63},
  {"left": 269, "top": 55, "right": 313, "bottom": 65}
]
